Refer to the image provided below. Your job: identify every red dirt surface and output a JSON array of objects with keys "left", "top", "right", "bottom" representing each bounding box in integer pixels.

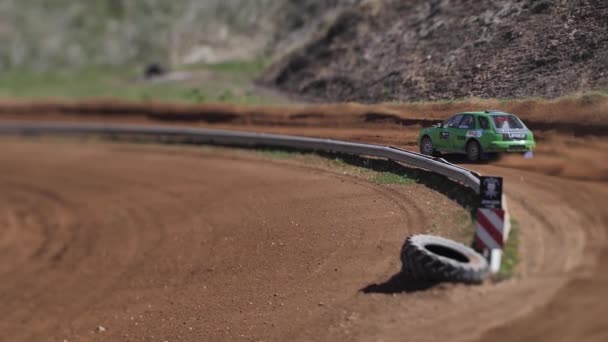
[
  {"left": 1, "top": 95, "right": 607, "bottom": 132},
  {"left": 1, "top": 96, "right": 607, "bottom": 182},
  {"left": 1, "top": 100, "right": 608, "bottom": 341},
  {"left": 0, "top": 140, "right": 470, "bottom": 341}
]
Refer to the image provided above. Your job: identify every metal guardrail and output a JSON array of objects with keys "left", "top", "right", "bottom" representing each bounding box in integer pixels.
[{"left": 0, "top": 121, "right": 481, "bottom": 193}]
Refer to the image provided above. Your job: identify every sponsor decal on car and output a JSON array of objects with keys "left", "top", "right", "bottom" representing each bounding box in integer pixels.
[
  {"left": 508, "top": 132, "right": 526, "bottom": 139},
  {"left": 440, "top": 131, "right": 450, "bottom": 139},
  {"left": 466, "top": 130, "right": 483, "bottom": 138}
]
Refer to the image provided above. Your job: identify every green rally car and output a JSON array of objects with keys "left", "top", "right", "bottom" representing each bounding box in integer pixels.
[{"left": 418, "top": 110, "right": 536, "bottom": 161}]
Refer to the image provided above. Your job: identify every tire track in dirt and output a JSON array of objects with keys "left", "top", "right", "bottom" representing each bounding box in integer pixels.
[
  {"left": 0, "top": 182, "right": 81, "bottom": 339},
  {"left": 1, "top": 115, "right": 606, "bottom": 341},
  {"left": 470, "top": 165, "right": 608, "bottom": 342},
  {"left": 0, "top": 180, "right": 144, "bottom": 340},
  {"left": 305, "top": 162, "right": 608, "bottom": 342},
  {"left": 0, "top": 139, "right": 454, "bottom": 342}
]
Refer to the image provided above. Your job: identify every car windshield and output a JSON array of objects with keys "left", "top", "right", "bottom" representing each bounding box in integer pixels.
[
  {"left": 491, "top": 114, "right": 525, "bottom": 129},
  {"left": 458, "top": 115, "right": 475, "bottom": 129},
  {"left": 444, "top": 114, "right": 463, "bottom": 128}
]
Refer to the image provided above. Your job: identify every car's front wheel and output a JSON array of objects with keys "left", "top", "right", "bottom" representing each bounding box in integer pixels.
[
  {"left": 466, "top": 140, "right": 481, "bottom": 162},
  {"left": 420, "top": 136, "right": 434, "bottom": 156}
]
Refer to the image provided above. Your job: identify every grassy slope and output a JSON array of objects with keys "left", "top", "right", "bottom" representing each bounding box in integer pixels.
[
  {"left": 499, "top": 220, "right": 520, "bottom": 279},
  {"left": 0, "top": 60, "right": 282, "bottom": 105}
]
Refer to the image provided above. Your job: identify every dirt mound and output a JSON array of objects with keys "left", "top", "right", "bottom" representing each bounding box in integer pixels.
[{"left": 261, "top": 0, "right": 608, "bottom": 102}]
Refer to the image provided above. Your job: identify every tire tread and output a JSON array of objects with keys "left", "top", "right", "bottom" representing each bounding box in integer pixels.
[{"left": 400, "top": 235, "right": 488, "bottom": 284}]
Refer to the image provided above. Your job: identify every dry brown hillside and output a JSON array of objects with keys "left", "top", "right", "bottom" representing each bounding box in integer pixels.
[{"left": 262, "top": 0, "right": 608, "bottom": 102}]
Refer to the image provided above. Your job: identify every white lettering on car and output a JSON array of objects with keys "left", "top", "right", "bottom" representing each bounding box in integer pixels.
[
  {"left": 509, "top": 133, "right": 526, "bottom": 139},
  {"left": 466, "top": 130, "right": 483, "bottom": 138}
]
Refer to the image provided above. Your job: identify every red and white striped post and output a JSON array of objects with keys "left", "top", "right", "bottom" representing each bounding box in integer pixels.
[{"left": 476, "top": 177, "right": 510, "bottom": 273}]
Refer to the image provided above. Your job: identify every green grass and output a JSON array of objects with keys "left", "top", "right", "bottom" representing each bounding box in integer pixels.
[
  {"left": 371, "top": 172, "right": 415, "bottom": 185},
  {"left": 579, "top": 92, "right": 608, "bottom": 106},
  {"left": 0, "top": 67, "right": 127, "bottom": 99},
  {"left": 180, "top": 58, "right": 270, "bottom": 79},
  {"left": 498, "top": 219, "right": 520, "bottom": 279},
  {"left": 328, "top": 156, "right": 372, "bottom": 176},
  {"left": 330, "top": 156, "right": 351, "bottom": 167},
  {"left": 257, "top": 151, "right": 416, "bottom": 185},
  {"left": 256, "top": 149, "right": 300, "bottom": 159},
  {"left": 0, "top": 59, "right": 278, "bottom": 105}
]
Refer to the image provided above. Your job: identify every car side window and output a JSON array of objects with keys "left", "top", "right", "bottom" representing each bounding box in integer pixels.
[
  {"left": 458, "top": 115, "right": 475, "bottom": 129},
  {"left": 478, "top": 116, "right": 490, "bottom": 129},
  {"left": 445, "top": 115, "right": 463, "bottom": 128}
]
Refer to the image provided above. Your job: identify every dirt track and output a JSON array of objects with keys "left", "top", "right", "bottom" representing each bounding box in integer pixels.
[
  {"left": 0, "top": 139, "right": 472, "bottom": 341},
  {"left": 1, "top": 107, "right": 608, "bottom": 341}
]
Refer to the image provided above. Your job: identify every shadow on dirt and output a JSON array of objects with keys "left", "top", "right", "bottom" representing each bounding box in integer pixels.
[
  {"left": 361, "top": 272, "right": 440, "bottom": 294},
  {"left": 437, "top": 153, "right": 503, "bottom": 165},
  {"left": 361, "top": 113, "right": 437, "bottom": 127},
  {"left": 311, "top": 152, "right": 479, "bottom": 294},
  {"left": 148, "top": 111, "right": 238, "bottom": 123},
  {"left": 316, "top": 151, "right": 478, "bottom": 210},
  {"left": 111, "top": 133, "right": 482, "bottom": 211},
  {"left": 40, "top": 135, "right": 478, "bottom": 295}
]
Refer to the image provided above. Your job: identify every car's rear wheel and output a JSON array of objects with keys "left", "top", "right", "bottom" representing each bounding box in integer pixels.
[
  {"left": 420, "top": 136, "right": 434, "bottom": 156},
  {"left": 466, "top": 140, "right": 481, "bottom": 162}
]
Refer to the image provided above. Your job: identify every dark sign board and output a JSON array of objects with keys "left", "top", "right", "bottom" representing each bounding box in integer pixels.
[{"left": 479, "top": 176, "right": 503, "bottom": 209}]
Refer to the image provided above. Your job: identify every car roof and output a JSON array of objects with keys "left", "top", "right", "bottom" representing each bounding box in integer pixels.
[
  {"left": 455, "top": 111, "right": 516, "bottom": 117},
  {"left": 454, "top": 111, "right": 487, "bottom": 116}
]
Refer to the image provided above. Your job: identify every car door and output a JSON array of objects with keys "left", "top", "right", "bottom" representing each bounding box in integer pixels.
[
  {"left": 437, "top": 114, "right": 463, "bottom": 151},
  {"left": 448, "top": 114, "right": 476, "bottom": 151}
]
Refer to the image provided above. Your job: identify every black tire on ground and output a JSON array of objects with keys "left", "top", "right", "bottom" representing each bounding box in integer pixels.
[
  {"left": 401, "top": 234, "right": 489, "bottom": 284},
  {"left": 420, "top": 136, "right": 434, "bottom": 156},
  {"left": 466, "top": 140, "right": 481, "bottom": 162}
]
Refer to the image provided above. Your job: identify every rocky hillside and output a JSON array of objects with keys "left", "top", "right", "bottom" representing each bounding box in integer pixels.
[
  {"left": 262, "top": 0, "right": 608, "bottom": 101},
  {"left": 0, "top": 0, "right": 357, "bottom": 70},
  {"left": 5, "top": 0, "right": 607, "bottom": 102}
]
